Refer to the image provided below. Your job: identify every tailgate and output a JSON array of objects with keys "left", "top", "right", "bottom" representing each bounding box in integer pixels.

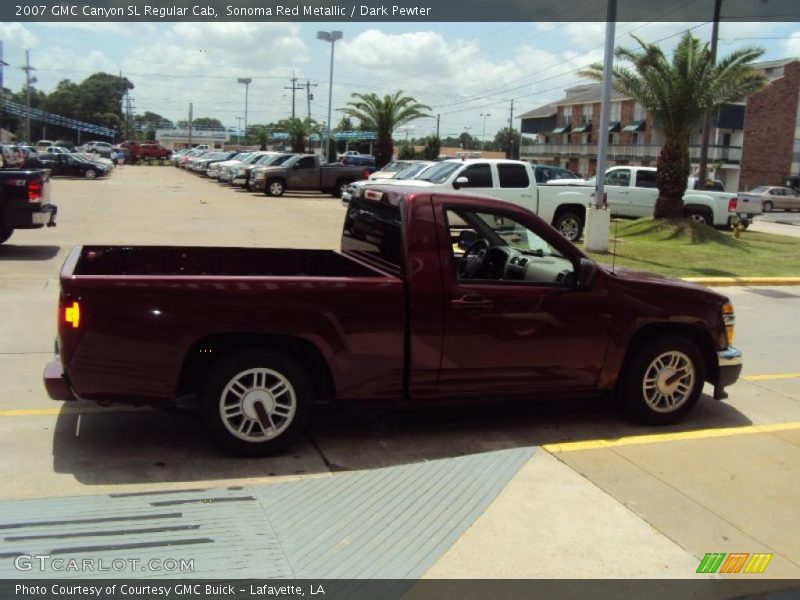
[{"left": 737, "top": 194, "right": 763, "bottom": 216}]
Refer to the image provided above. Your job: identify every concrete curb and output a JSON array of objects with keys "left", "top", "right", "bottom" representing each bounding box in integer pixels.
[{"left": 683, "top": 277, "right": 800, "bottom": 287}]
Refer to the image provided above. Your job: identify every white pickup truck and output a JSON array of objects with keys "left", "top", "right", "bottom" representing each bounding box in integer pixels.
[
  {"left": 551, "top": 166, "right": 739, "bottom": 228},
  {"left": 371, "top": 159, "right": 594, "bottom": 241}
]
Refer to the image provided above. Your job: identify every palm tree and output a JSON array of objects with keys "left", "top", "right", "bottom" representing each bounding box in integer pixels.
[
  {"left": 276, "top": 117, "right": 320, "bottom": 153},
  {"left": 581, "top": 32, "right": 766, "bottom": 219},
  {"left": 339, "top": 91, "right": 431, "bottom": 168}
]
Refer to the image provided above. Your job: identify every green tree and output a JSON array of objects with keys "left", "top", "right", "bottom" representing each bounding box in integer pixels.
[
  {"left": 339, "top": 91, "right": 431, "bottom": 168},
  {"left": 276, "top": 117, "right": 320, "bottom": 153},
  {"left": 493, "top": 127, "right": 521, "bottom": 159},
  {"left": 397, "top": 142, "right": 416, "bottom": 160},
  {"left": 336, "top": 116, "right": 354, "bottom": 131},
  {"left": 580, "top": 32, "right": 766, "bottom": 219},
  {"left": 457, "top": 132, "right": 476, "bottom": 151},
  {"left": 77, "top": 72, "right": 133, "bottom": 132},
  {"left": 133, "top": 111, "right": 172, "bottom": 141},
  {"left": 178, "top": 117, "right": 224, "bottom": 130},
  {"left": 246, "top": 123, "right": 277, "bottom": 149},
  {"left": 422, "top": 135, "right": 441, "bottom": 160}
]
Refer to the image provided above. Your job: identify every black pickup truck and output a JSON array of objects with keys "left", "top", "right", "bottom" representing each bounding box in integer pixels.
[{"left": 0, "top": 168, "right": 57, "bottom": 244}]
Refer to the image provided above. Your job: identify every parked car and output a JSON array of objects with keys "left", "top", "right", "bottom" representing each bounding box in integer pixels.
[
  {"left": 342, "top": 160, "right": 436, "bottom": 203},
  {"left": 340, "top": 155, "right": 376, "bottom": 167},
  {"left": 738, "top": 185, "right": 800, "bottom": 213},
  {"left": 253, "top": 154, "right": 373, "bottom": 197},
  {"left": 218, "top": 152, "right": 274, "bottom": 184},
  {"left": 245, "top": 154, "right": 298, "bottom": 190},
  {"left": 35, "top": 140, "right": 55, "bottom": 151},
  {"left": 0, "top": 144, "right": 25, "bottom": 168},
  {"left": 368, "top": 159, "right": 594, "bottom": 241},
  {"left": 43, "top": 186, "right": 742, "bottom": 456},
  {"left": 138, "top": 143, "right": 172, "bottom": 160},
  {"left": 80, "top": 141, "right": 114, "bottom": 158},
  {"left": 43, "top": 146, "right": 72, "bottom": 155},
  {"left": 78, "top": 153, "right": 114, "bottom": 169},
  {"left": 0, "top": 167, "right": 57, "bottom": 244},
  {"left": 549, "top": 166, "right": 740, "bottom": 228},
  {"left": 38, "top": 153, "right": 111, "bottom": 179}
]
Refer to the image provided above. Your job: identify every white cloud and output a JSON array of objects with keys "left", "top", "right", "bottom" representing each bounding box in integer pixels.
[
  {"left": 781, "top": 31, "right": 800, "bottom": 57},
  {"left": 0, "top": 23, "right": 38, "bottom": 50}
]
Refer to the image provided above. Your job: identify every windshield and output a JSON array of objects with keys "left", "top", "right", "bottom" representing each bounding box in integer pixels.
[
  {"left": 418, "top": 162, "right": 462, "bottom": 183},
  {"left": 396, "top": 163, "right": 433, "bottom": 179}
]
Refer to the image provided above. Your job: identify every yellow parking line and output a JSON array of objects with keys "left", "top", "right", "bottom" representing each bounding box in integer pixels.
[
  {"left": 543, "top": 421, "right": 800, "bottom": 453},
  {"left": 742, "top": 372, "right": 800, "bottom": 382},
  {"left": 0, "top": 406, "right": 146, "bottom": 417}
]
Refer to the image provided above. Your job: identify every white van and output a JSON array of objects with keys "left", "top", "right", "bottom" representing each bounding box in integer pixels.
[{"left": 35, "top": 140, "right": 55, "bottom": 150}]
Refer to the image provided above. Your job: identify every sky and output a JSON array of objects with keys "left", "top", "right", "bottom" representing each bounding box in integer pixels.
[{"left": 1, "top": 18, "right": 799, "bottom": 141}]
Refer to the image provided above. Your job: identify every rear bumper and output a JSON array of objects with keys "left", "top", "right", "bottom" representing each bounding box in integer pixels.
[
  {"left": 714, "top": 346, "right": 742, "bottom": 399},
  {"left": 43, "top": 358, "right": 75, "bottom": 401}
]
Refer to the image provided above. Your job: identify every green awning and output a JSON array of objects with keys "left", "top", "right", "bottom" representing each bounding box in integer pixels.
[
  {"left": 552, "top": 124, "right": 572, "bottom": 134},
  {"left": 572, "top": 123, "right": 592, "bottom": 133},
  {"left": 608, "top": 121, "right": 621, "bottom": 132},
  {"left": 622, "top": 120, "right": 646, "bottom": 132}
]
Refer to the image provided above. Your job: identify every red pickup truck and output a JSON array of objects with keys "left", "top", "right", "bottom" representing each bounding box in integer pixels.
[{"left": 43, "top": 188, "right": 742, "bottom": 456}]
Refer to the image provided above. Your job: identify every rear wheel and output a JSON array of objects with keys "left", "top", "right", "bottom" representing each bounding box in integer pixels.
[
  {"left": 685, "top": 209, "right": 712, "bottom": 226},
  {"left": 553, "top": 211, "right": 584, "bottom": 242},
  {"left": 266, "top": 179, "right": 285, "bottom": 197},
  {"left": 200, "top": 349, "right": 312, "bottom": 456},
  {"left": 763, "top": 200, "right": 773, "bottom": 213},
  {"left": 619, "top": 335, "right": 705, "bottom": 425},
  {"left": 85, "top": 169, "right": 96, "bottom": 180},
  {"left": 0, "top": 219, "right": 13, "bottom": 244}
]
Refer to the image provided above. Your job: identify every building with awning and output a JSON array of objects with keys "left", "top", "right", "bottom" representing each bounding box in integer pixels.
[{"left": 517, "top": 59, "right": 800, "bottom": 191}]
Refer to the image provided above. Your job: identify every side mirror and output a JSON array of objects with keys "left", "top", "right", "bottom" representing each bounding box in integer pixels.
[
  {"left": 576, "top": 257, "right": 597, "bottom": 290},
  {"left": 453, "top": 176, "right": 469, "bottom": 190},
  {"left": 458, "top": 229, "right": 478, "bottom": 250},
  {"left": 292, "top": 163, "right": 300, "bottom": 170}
]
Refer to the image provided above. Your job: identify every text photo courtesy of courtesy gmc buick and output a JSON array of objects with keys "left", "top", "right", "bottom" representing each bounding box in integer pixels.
[{"left": 43, "top": 187, "right": 742, "bottom": 456}]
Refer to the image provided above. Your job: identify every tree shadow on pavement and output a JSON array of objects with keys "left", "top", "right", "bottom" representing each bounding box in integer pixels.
[
  {"left": 51, "top": 390, "right": 753, "bottom": 486},
  {"left": 0, "top": 245, "right": 61, "bottom": 261}
]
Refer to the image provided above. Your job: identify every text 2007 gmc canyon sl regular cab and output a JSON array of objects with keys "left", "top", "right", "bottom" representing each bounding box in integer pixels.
[{"left": 43, "top": 187, "right": 742, "bottom": 456}]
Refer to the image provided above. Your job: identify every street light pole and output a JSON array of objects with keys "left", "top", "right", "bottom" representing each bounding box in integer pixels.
[
  {"left": 480, "top": 113, "right": 491, "bottom": 152},
  {"left": 237, "top": 77, "right": 252, "bottom": 147},
  {"left": 317, "top": 30, "right": 343, "bottom": 163},
  {"left": 236, "top": 116, "right": 242, "bottom": 149}
]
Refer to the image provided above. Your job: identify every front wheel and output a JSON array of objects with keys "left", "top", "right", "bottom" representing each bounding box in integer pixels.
[
  {"left": 266, "top": 179, "right": 285, "bottom": 197},
  {"left": 200, "top": 349, "right": 312, "bottom": 456},
  {"left": 619, "top": 335, "right": 705, "bottom": 425},
  {"left": 85, "top": 169, "right": 97, "bottom": 179},
  {"left": 553, "top": 211, "right": 584, "bottom": 242}
]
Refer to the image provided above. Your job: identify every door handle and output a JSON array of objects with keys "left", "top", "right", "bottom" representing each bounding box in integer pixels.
[{"left": 452, "top": 295, "right": 493, "bottom": 311}]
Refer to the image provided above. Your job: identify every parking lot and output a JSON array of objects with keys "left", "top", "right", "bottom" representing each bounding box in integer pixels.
[{"left": 1, "top": 166, "right": 799, "bottom": 579}]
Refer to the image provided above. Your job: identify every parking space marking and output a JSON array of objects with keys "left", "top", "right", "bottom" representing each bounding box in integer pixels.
[
  {"left": 742, "top": 372, "right": 800, "bottom": 382},
  {"left": 543, "top": 421, "right": 800, "bottom": 453},
  {"left": 0, "top": 406, "right": 148, "bottom": 418}
]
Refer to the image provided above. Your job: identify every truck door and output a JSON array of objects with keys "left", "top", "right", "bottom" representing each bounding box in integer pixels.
[
  {"left": 454, "top": 163, "right": 497, "bottom": 199},
  {"left": 287, "top": 156, "right": 317, "bottom": 190},
  {"left": 603, "top": 168, "right": 633, "bottom": 216},
  {"left": 434, "top": 202, "right": 611, "bottom": 396},
  {"left": 629, "top": 169, "right": 659, "bottom": 217}
]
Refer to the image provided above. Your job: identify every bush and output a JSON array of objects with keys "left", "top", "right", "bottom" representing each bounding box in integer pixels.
[
  {"left": 423, "top": 135, "right": 441, "bottom": 160},
  {"left": 398, "top": 143, "right": 416, "bottom": 160}
]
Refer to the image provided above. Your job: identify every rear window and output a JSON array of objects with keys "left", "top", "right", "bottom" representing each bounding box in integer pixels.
[
  {"left": 635, "top": 170, "right": 658, "bottom": 188},
  {"left": 341, "top": 194, "right": 404, "bottom": 273}
]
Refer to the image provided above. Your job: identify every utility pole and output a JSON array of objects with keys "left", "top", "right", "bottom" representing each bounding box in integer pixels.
[
  {"left": 305, "top": 80, "right": 317, "bottom": 121},
  {"left": 436, "top": 113, "right": 440, "bottom": 138},
  {"left": 188, "top": 102, "right": 193, "bottom": 147},
  {"left": 507, "top": 99, "right": 515, "bottom": 159},
  {"left": 696, "top": 0, "right": 722, "bottom": 189},
  {"left": 22, "top": 50, "right": 36, "bottom": 142},
  {"left": 236, "top": 116, "right": 242, "bottom": 149},
  {"left": 284, "top": 71, "right": 303, "bottom": 120}
]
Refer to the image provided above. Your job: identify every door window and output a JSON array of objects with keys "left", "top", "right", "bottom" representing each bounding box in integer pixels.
[
  {"left": 446, "top": 208, "right": 574, "bottom": 285},
  {"left": 605, "top": 169, "right": 631, "bottom": 186},
  {"left": 634, "top": 170, "right": 657, "bottom": 188},
  {"left": 459, "top": 164, "right": 492, "bottom": 188},
  {"left": 296, "top": 157, "right": 316, "bottom": 169}
]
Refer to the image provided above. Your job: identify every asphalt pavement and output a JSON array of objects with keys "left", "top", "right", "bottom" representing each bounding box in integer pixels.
[{"left": 0, "top": 167, "right": 799, "bottom": 581}]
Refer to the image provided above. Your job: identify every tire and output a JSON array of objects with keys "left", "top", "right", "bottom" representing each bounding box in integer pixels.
[
  {"left": 200, "top": 349, "right": 312, "bottom": 456},
  {"left": 85, "top": 169, "right": 96, "bottom": 180},
  {"left": 336, "top": 181, "right": 351, "bottom": 198},
  {"left": 266, "top": 179, "right": 285, "bottom": 197},
  {"left": 619, "top": 335, "right": 705, "bottom": 425},
  {"left": 685, "top": 209, "right": 712, "bottom": 226},
  {"left": 763, "top": 200, "right": 773, "bottom": 213},
  {"left": 0, "top": 220, "right": 13, "bottom": 244},
  {"left": 553, "top": 211, "right": 584, "bottom": 242}
]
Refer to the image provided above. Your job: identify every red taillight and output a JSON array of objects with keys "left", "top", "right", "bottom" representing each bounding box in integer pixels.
[
  {"left": 27, "top": 179, "right": 43, "bottom": 203},
  {"left": 64, "top": 301, "right": 80, "bottom": 329},
  {"left": 728, "top": 197, "right": 737, "bottom": 212},
  {"left": 362, "top": 169, "right": 370, "bottom": 179}
]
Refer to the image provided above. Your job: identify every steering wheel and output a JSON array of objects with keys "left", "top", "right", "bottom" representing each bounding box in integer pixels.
[{"left": 458, "top": 238, "right": 490, "bottom": 279}]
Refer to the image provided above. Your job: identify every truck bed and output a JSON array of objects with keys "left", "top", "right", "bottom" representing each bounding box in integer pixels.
[{"left": 68, "top": 246, "right": 382, "bottom": 278}]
